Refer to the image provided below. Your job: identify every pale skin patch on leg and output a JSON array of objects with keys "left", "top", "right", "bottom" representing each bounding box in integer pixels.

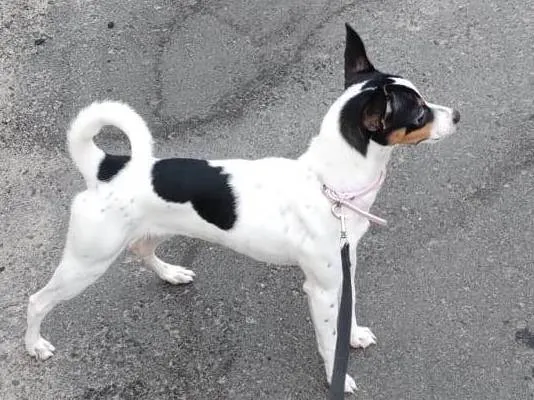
[
  {"left": 129, "top": 237, "right": 195, "bottom": 284},
  {"left": 387, "top": 121, "right": 434, "bottom": 145}
]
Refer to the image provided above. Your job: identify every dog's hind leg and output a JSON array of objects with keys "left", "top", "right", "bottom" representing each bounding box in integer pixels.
[
  {"left": 129, "top": 237, "right": 195, "bottom": 284},
  {"left": 25, "top": 193, "right": 130, "bottom": 360}
]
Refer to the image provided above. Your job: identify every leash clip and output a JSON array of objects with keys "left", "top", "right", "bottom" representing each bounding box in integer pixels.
[{"left": 331, "top": 202, "right": 347, "bottom": 242}]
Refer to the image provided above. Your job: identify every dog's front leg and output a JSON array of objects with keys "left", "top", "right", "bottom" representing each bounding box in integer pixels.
[
  {"left": 302, "top": 266, "right": 358, "bottom": 393},
  {"left": 349, "top": 248, "right": 377, "bottom": 349}
]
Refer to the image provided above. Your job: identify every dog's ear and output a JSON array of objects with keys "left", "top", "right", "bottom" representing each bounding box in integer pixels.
[
  {"left": 345, "top": 23, "right": 375, "bottom": 80},
  {"left": 361, "top": 89, "right": 386, "bottom": 132},
  {"left": 339, "top": 87, "right": 388, "bottom": 154}
]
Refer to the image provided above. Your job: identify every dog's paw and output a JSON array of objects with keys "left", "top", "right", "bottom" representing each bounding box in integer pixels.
[
  {"left": 26, "top": 337, "right": 55, "bottom": 360},
  {"left": 345, "top": 374, "right": 358, "bottom": 393},
  {"left": 328, "top": 373, "right": 358, "bottom": 393},
  {"left": 158, "top": 263, "right": 196, "bottom": 285},
  {"left": 350, "top": 326, "right": 376, "bottom": 348}
]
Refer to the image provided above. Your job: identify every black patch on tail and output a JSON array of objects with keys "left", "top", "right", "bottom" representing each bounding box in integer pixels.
[
  {"left": 98, "top": 154, "right": 131, "bottom": 182},
  {"left": 151, "top": 158, "right": 237, "bottom": 230}
]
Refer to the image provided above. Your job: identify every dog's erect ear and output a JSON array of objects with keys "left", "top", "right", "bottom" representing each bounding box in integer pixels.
[
  {"left": 362, "top": 89, "right": 386, "bottom": 132},
  {"left": 345, "top": 23, "right": 375, "bottom": 79}
]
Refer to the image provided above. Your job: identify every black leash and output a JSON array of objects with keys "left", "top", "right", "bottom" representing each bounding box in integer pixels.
[
  {"left": 328, "top": 219, "right": 353, "bottom": 399},
  {"left": 322, "top": 176, "right": 387, "bottom": 399}
]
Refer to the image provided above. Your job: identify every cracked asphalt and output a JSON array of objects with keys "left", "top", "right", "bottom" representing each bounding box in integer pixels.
[{"left": 1, "top": 0, "right": 533, "bottom": 399}]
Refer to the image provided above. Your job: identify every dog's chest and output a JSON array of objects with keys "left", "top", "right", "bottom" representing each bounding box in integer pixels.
[{"left": 213, "top": 158, "right": 338, "bottom": 264}]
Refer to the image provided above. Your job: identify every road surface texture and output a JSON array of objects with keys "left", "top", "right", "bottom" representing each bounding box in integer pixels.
[{"left": 1, "top": 0, "right": 533, "bottom": 399}]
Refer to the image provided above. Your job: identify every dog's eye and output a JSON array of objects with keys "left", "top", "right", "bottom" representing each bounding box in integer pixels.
[{"left": 416, "top": 109, "right": 426, "bottom": 125}]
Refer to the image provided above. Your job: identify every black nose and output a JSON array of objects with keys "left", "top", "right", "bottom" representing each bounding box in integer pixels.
[{"left": 452, "top": 109, "right": 461, "bottom": 124}]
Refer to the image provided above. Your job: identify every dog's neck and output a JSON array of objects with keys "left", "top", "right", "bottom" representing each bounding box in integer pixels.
[{"left": 300, "top": 92, "right": 393, "bottom": 192}]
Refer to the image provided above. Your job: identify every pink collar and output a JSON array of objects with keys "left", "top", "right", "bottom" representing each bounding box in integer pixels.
[{"left": 322, "top": 170, "right": 387, "bottom": 226}]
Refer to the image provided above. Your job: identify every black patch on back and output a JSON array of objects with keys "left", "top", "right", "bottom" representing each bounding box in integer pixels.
[
  {"left": 98, "top": 154, "right": 131, "bottom": 182},
  {"left": 151, "top": 158, "right": 237, "bottom": 230}
]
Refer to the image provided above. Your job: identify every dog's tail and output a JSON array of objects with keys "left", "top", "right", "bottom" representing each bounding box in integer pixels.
[{"left": 67, "top": 101, "right": 154, "bottom": 188}]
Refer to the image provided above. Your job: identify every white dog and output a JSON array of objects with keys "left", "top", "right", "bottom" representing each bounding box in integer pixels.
[{"left": 25, "top": 24, "right": 459, "bottom": 393}]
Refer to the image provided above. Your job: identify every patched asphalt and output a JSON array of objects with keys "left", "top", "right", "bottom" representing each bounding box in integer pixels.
[{"left": 0, "top": 1, "right": 533, "bottom": 399}]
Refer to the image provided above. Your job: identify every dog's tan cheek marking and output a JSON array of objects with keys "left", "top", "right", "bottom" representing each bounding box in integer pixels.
[
  {"left": 387, "top": 121, "right": 434, "bottom": 145},
  {"left": 387, "top": 128, "right": 407, "bottom": 145}
]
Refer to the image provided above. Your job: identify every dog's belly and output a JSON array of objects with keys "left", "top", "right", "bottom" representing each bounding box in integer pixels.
[
  {"left": 221, "top": 234, "right": 299, "bottom": 265},
  {"left": 149, "top": 202, "right": 310, "bottom": 266},
  {"left": 220, "top": 217, "right": 312, "bottom": 266}
]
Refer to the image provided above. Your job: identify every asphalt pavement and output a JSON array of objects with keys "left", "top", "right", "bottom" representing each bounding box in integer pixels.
[{"left": 1, "top": 0, "right": 533, "bottom": 399}]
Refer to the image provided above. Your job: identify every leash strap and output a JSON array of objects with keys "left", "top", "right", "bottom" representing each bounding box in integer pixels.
[{"left": 328, "top": 241, "right": 352, "bottom": 400}]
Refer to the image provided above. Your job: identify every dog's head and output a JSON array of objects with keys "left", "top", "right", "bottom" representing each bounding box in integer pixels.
[{"left": 340, "top": 24, "right": 460, "bottom": 155}]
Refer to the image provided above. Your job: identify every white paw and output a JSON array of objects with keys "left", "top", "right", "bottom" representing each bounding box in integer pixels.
[
  {"left": 350, "top": 326, "right": 377, "bottom": 348},
  {"left": 345, "top": 374, "right": 358, "bottom": 393},
  {"left": 27, "top": 337, "right": 56, "bottom": 360},
  {"left": 158, "top": 264, "right": 195, "bottom": 285}
]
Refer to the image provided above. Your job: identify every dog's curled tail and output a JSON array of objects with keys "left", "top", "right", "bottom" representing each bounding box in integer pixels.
[{"left": 67, "top": 101, "right": 154, "bottom": 188}]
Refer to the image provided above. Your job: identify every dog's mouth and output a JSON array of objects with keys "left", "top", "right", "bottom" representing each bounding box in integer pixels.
[
  {"left": 415, "top": 137, "right": 433, "bottom": 145},
  {"left": 420, "top": 137, "right": 441, "bottom": 144},
  {"left": 430, "top": 124, "right": 458, "bottom": 143}
]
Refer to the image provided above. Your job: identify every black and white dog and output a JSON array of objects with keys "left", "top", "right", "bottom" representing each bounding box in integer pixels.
[{"left": 26, "top": 24, "right": 459, "bottom": 393}]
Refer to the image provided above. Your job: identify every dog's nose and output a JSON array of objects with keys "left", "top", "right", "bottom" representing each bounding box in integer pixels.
[{"left": 452, "top": 109, "right": 461, "bottom": 124}]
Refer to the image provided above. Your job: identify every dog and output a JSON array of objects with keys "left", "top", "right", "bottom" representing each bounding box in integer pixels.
[{"left": 25, "top": 24, "right": 460, "bottom": 393}]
